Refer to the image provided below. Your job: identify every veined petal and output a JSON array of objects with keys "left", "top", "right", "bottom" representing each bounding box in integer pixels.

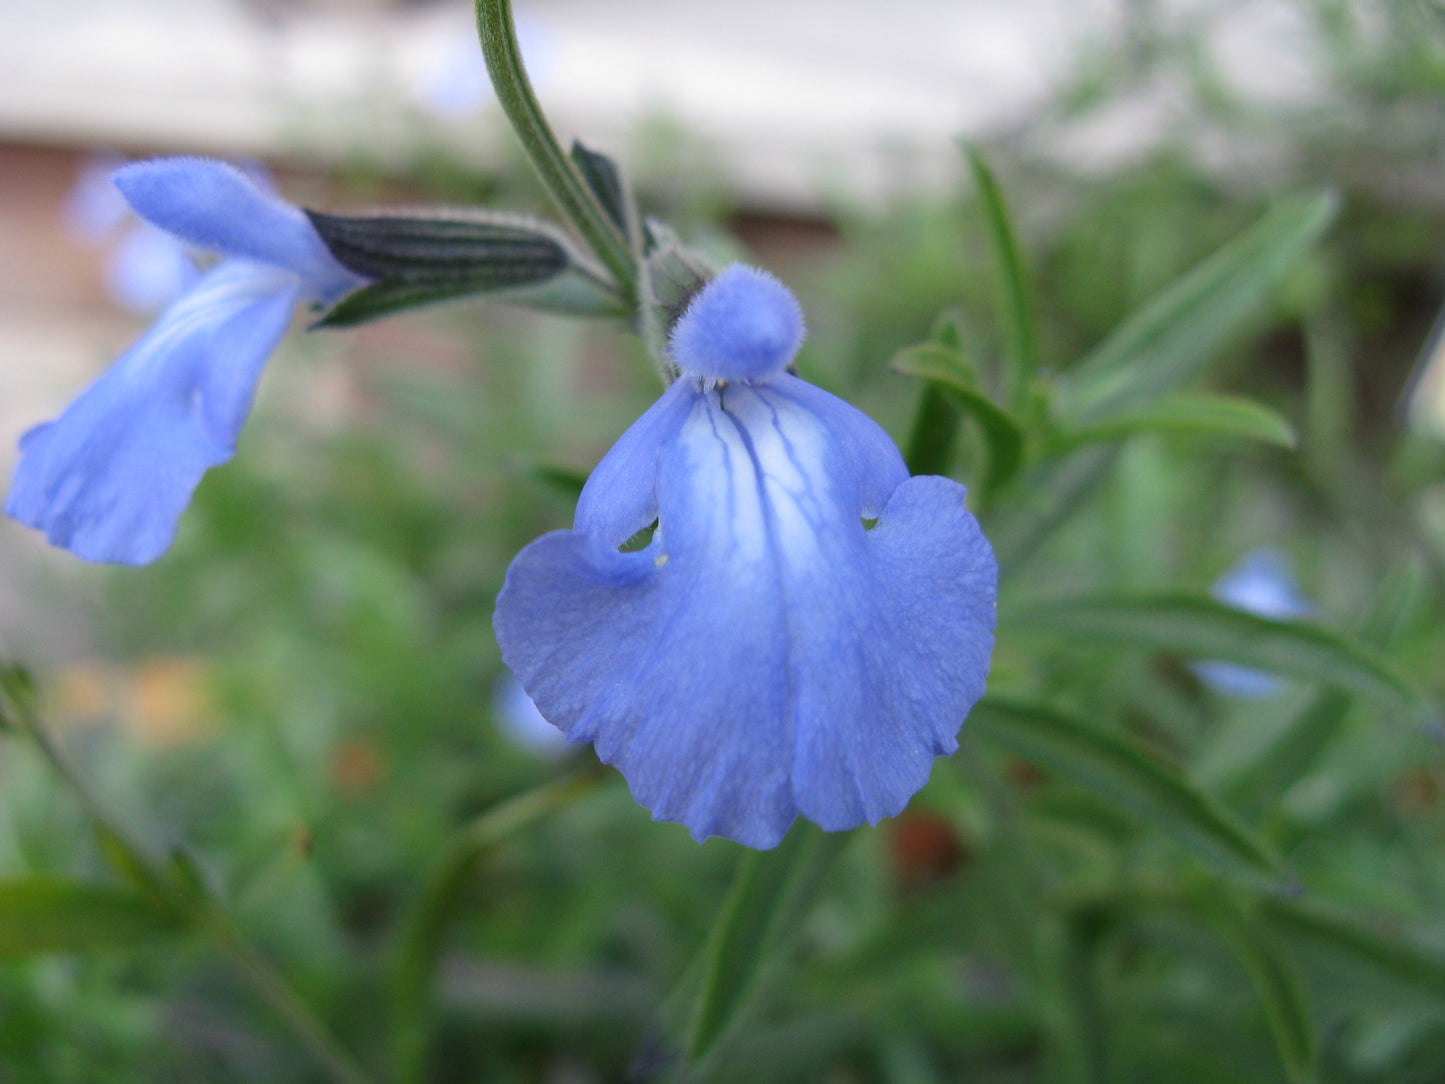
[
  {"left": 5, "top": 260, "right": 299, "bottom": 565},
  {"left": 114, "top": 158, "right": 364, "bottom": 302},
  {"left": 495, "top": 375, "right": 997, "bottom": 848}
]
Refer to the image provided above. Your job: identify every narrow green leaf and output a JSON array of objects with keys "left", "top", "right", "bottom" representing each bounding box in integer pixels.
[
  {"left": 1050, "top": 392, "right": 1297, "bottom": 452},
  {"left": 0, "top": 664, "right": 37, "bottom": 732},
  {"left": 1259, "top": 896, "right": 1445, "bottom": 999},
  {"left": 1212, "top": 910, "right": 1318, "bottom": 1083},
  {"left": 1008, "top": 593, "right": 1431, "bottom": 722},
  {"left": 1063, "top": 191, "right": 1338, "bottom": 424},
  {"left": 684, "top": 825, "right": 844, "bottom": 1069},
  {"left": 902, "top": 383, "right": 960, "bottom": 477},
  {"left": 569, "top": 140, "right": 630, "bottom": 238},
  {"left": 1196, "top": 556, "right": 1427, "bottom": 798},
  {"left": 891, "top": 342, "right": 1025, "bottom": 491},
  {"left": 969, "top": 697, "right": 1289, "bottom": 889},
  {"left": 964, "top": 145, "right": 1038, "bottom": 406},
  {"left": 0, "top": 878, "right": 181, "bottom": 959},
  {"left": 986, "top": 446, "right": 1116, "bottom": 576},
  {"left": 390, "top": 770, "right": 605, "bottom": 1084}
]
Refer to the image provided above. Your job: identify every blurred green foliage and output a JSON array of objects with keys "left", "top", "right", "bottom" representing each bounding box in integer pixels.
[{"left": 5, "top": 1, "right": 1445, "bottom": 1081}]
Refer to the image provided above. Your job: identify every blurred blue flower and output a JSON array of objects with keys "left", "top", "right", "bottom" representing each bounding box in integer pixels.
[
  {"left": 63, "top": 155, "right": 130, "bottom": 244},
  {"left": 495, "top": 266, "right": 998, "bottom": 848},
  {"left": 64, "top": 154, "right": 198, "bottom": 313},
  {"left": 1197, "top": 548, "right": 1313, "bottom": 697},
  {"left": 419, "top": 14, "right": 553, "bottom": 118},
  {"left": 491, "top": 674, "right": 572, "bottom": 759},
  {"left": 7, "top": 158, "right": 367, "bottom": 565},
  {"left": 105, "top": 221, "right": 200, "bottom": 314}
]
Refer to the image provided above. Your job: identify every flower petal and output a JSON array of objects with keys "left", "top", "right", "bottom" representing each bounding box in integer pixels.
[
  {"left": 573, "top": 378, "right": 694, "bottom": 545},
  {"left": 495, "top": 375, "right": 996, "bottom": 847},
  {"left": 5, "top": 260, "right": 299, "bottom": 565},
  {"left": 114, "top": 158, "right": 363, "bottom": 302}
]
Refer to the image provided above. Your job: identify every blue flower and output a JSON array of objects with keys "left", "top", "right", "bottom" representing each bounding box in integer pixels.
[
  {"left": 1197, "top": 548, "right": 1313, "bottom": 697},
  {"left": 6, "top": 158, "right": 367, "bottom": 565},
  {"left": 494, "top": 265, "right": 998, "bottom": 848}
]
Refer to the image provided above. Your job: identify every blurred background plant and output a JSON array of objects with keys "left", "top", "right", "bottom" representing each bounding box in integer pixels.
[{"left": 2, "top": 0, "right": 1445, "bottom": 1081}]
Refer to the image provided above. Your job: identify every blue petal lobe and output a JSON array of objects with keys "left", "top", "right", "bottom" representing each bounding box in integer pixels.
[
  {"left": 5, "top": 260, "right": 299, "bottom": 565},
  {"left": 789, "top": 474, "right": 997, "bottom": 828},
  {"left": 114, "top": 158, "right": 363, "bottom": 302},
  {"left": 495, "top": 375, "right": 997, "bottom": 847},
  {"left": 573, "top": 379, "right": 694, "bottom": 545}
]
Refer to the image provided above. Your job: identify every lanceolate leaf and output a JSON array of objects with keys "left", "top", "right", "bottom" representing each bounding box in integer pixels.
[
  {"left": 1008, "top": 593, "right": 1431, "bottom": 721},
  {"left": 891, "top": 342, "right": 1025, "bottom": 491},
  {"left": 1259, "top": 896, "right": 1445, "bottom": 999},
  {"left": 989, "top": 195, "right": 1334, "bottom": 574},
  {"left": 570, "top": 140, "right": 630, "bottom": 239},
  {"left": 1061, "top": 191, "right": 1337, "bottom": 424},
  {"left": 684, "top": 826, "right": 845, "bottom": 1070},
  {"left": 1050, "top": 393, "right": 1297, "bottom": 452},
  {"left": 964, "top": 145, "right": 1039, "bottom": 406},
  {"left": 1211, "top": 909, "right": 1318, "bottom": 1082},
  {"left": 969, "top": 697, "right": 1289, "bottom": 889},
  {"left": 0, "top": 878, "right": 180, "bottom": 959}
]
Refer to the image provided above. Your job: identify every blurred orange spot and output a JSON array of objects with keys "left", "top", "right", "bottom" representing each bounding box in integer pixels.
[
  {"left": 47, "top": 657, "right": 215, "bottom": 744},
  {"left": 889, "top": 811, "right": 967, "bottom": 892},
  {"left": 1392, "top": 768, "right": 1441, "bottom": 816},
  {"left": 332, "top": 737, "right": 387, "bottom": 793},
  {"left": 131, "top": 657, "right": 215, "bottom": 744},
  {"left": 48, "top": 662, "right": 113, "bottom": 720}
]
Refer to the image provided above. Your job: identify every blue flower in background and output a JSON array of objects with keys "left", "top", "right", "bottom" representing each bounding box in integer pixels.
[
  {"left": 1197, "top": 548, "right": 1313, "bottom": 697},
  {"left": 64, "top": 154, "right": 199, "bottom": 313},
  {"left": 7, "top": 158, "right": 367, "bottom": 565},
  {"left": 495, "top": 266, "right": 998, "bottom": 848}
]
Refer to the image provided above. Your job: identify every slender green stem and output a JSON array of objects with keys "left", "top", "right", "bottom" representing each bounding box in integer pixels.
[
  {"left": 655, "top": 824, "right": 845, "bottom": 1078},
  {"left": 390, "top": 767, "right": 608, "bottom": 1084},
  {"left": 0, "top": 684, "right": 374, "bottom": 1084},
  {"left": 474, "top": 0, "right": 637, "bottom": 304}
]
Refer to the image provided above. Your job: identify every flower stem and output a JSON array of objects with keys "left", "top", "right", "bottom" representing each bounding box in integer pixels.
[
  {"left": 0, "top": 681, "right": 375, "bottom": 1084},
  {"left": 389, "top": 766, "right": 609, "bottom": 1084},
  {"left": 474, "top": 0, "right": 638, "bottom": 306},
  {"left": 654, "top": 824, "right": 845, "bottom": 1077}
]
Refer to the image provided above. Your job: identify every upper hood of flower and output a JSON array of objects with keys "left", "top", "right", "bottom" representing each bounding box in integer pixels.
[{"left": 114, "top": 158, "right": 365, "bottom": 303}]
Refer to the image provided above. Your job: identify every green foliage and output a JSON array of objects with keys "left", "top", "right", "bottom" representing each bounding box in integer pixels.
[
  {"left": 0, "top": 879, "right": 181, "bottom": 960},
  {"left": 6, "top": 2, "right": 1445, "bottom": 1080}
]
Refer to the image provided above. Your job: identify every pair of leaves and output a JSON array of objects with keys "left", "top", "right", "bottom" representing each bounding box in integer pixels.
[
  {"left": 985, "top": 189, "right": 1335, "bottom": 570},
  {"left": 896, "top": 154, "right": 1320, "bottom": 521}
]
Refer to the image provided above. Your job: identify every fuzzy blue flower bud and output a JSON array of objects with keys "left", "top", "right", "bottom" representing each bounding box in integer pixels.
[{"left": 668, "top": 264, "right": 805, "bottom": 382}]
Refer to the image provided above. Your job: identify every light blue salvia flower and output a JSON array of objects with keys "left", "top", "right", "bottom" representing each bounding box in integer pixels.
[
  {"left": 494, "top": 265, "right": 998, "bottom": 848},
  {"left": 6, "top": 158, "right": 368, "bottom": 565},
  {"left": 1197, "top": 548, "right": 1313, "bottom": 698}
]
